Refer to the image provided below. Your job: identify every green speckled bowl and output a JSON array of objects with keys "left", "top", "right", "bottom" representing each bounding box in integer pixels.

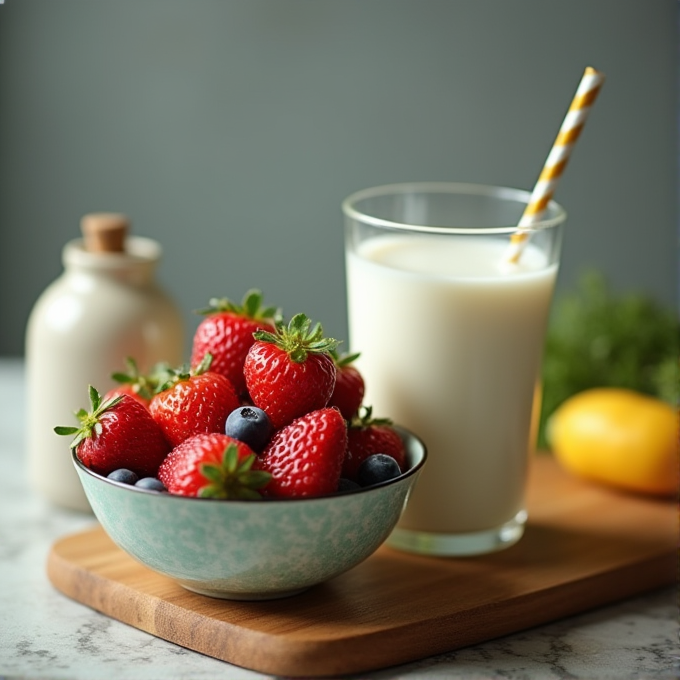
[{"left": 72, "top": 426, "right": 426, "bottom": 601}]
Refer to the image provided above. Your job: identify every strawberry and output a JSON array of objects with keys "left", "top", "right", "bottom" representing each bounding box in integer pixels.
[
  {"left": 149, "top": 354, "right": 241, "bottom": 447},
  {"left": 342, "top": 406, "right": 407, "bottom": 482},
  {"left": 104, "top": 357, "right": 173, "bottom": 409},
  {"left": 191, "top": 289, "right": 278, "bottom": 396},
  {"left": 254, "top": 407, "right": 347, "bottom": 498},
  {"left": 54, "top": 386, "right": 171, "bottom": 477},
  {"left": 328, "top": 351, "right": 365, "bottom": 420},
  {"left": 158, "top": 433, "right": 270, "bottom": 498},
  {"left": 104, "top": 383, "right": 150, "bottom": 409},
  {"left": 104, "top": 383, "right": 149, "bottom": 409},
  {"left": 244, "top": 313, "right": 338, "bottom": 429}
]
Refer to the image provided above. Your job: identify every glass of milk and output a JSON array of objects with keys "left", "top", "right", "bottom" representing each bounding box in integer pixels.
[{"left": 342, "top": 182, "right": 565, "bottom": 556}]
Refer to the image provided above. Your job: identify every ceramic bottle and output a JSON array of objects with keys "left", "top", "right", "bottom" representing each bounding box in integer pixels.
[{"left": 25, "top": 213, "right": 184, "bottom": 511}]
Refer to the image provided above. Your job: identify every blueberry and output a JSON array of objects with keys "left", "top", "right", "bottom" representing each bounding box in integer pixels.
[
  {"left": 107, "top": 468, "right": 139, "bottom": 485},
  {"left": 225, "top": 406, "right": 273, "bottom": 452},
  {"left": 135, "top": 477, "right": 167, "bottom": 492},
  {"left": 337, "top": 478, "right": 361, "bottom": 494},
  {"left": 357, "top": 454, "right": 402, "bottom": 487}
]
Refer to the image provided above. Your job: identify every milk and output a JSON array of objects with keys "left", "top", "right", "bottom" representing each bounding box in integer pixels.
[{"left": 346, "top": 234, "right": 556, "bottom": 535}]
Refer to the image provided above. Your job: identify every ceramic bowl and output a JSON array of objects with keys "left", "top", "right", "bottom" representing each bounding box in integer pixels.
[{"left": 72, "top": 426, "right": 426, "bottom": 601}]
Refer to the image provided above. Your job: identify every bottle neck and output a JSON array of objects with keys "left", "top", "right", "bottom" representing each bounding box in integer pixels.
[{"left": 62, "top": 236, "right": 161, "bottom": 285}]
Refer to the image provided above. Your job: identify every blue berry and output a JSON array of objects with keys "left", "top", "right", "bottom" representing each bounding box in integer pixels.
[
  {"left": 107, "top": 469, "right": 139, "bottom": 485},
  {"left": 225, "top": 406, "right": 273, "bottom": 452},
  {"left": 337, "top": 478, "right": 361, "bottom": 494},
  {"left": 357, "top": 454, "right": 402, "bottom": 487},
  {"left": 135, "top": 477, "right": 167, "bottom": 492}
]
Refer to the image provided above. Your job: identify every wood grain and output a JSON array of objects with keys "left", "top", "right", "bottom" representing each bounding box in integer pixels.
[{"left": 47, "top": 456, "right": 677, "bottom": 677}]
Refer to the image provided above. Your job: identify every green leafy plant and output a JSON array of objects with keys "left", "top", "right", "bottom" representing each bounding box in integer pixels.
[{"left": 538, "top": 270, "right": 679, "bottom": 448}]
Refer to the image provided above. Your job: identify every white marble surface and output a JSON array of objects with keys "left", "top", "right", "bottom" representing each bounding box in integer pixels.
[{"left": 1, "top": 356, "right": 678, "bottom": 680}]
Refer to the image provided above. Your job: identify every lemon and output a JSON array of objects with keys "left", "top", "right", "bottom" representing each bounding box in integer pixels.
[{"left": 548, "top": 387, "right": 678, "bottom": 497}]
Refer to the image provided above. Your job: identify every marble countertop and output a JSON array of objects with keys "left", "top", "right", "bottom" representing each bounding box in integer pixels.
[{"left": 1, "top": 357, "right": 677, "bottom": 679}]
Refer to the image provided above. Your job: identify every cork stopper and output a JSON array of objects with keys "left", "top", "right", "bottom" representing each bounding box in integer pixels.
[{"left": 80, "top": 213, "right": 129, "bottom": 253}]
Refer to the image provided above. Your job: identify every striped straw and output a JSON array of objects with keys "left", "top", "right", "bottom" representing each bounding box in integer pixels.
[{"left": 504, "top": 66, "right": 605, "bottom": 264}]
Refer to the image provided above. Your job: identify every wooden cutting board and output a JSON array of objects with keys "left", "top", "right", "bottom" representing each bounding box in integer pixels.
[{"left": 47, "top": 456, "right": 677, "bottom": 678}]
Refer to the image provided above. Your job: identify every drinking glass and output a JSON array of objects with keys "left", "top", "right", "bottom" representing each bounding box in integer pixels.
[{"left": 342, "top": 182, "right": 565, "bottom": 556}]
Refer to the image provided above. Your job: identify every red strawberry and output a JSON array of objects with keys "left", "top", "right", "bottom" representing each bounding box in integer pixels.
[
  {"left": 55, "top": 386, "right": 171, "bottom": 477},
  {"left": 342, "top": 406, "right": 407, "bottom": 482},
  {"left": 158, "top": 433, "right": 270, "bottom": 498},
  {"left": 104, "top": 357, "right": 173, "bottom": 409},
  {"left": 244, "top": 313, "right": 338, "bottom": 429},
  {"left": 149, "top": 354, "right": 241, "bottom": 447},
  {"left": 190, "top": 289, "right": 278, "bottom": 396},
  {"left": 254, "top": 407, "right": 347, "bottom": 498},
  {"left": 328, "top": 351, "right": 365, "bottom": 420},
  {"left": 104, "top": 383, "right": 150, "bottom": 410}
]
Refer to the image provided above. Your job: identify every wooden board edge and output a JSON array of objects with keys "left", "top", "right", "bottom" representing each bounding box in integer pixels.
[
  {"left": 219, "top": 551, "right": 678, "bottom": 677},
  {"left": 46, "top": 538, "right": 310, "bottom": 674},
  {"left": 47, "top": 537, "right": 677, "bottom": 678},
  {"left": 46, "top": 539, "right": 348, "bottom": 678}
]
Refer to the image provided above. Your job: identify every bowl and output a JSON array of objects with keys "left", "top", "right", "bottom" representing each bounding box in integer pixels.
[{"left": 72, "top": 426, "right": 427, "bottom": 600}]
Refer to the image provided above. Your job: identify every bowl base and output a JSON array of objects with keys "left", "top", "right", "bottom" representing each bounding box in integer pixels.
[{"left": 180, "top": 582, "right": 311, "bottom": 601}]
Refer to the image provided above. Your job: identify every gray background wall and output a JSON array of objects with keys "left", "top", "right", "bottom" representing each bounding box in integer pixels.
[{"left": 0, "top": 0, "right": 677, "bottom": 357}]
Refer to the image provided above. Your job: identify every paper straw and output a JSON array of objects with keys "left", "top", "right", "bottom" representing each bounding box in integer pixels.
[{"left": 504, "top": 66, "right": 605, "bottom": 264}]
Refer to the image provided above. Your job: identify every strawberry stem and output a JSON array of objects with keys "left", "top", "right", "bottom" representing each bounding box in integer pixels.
[
  {"left": 195, "top": 289, "right": 280, "bottom": 322},
  {"left": 54, "top": 386, "right": 123, "bottom": 450},
  {"left": 253, "top": 313, "right": 339, "bottom": 364},
  {"left": 198, "top": 443, "right": 272, "bottom": 499},
  {"left": 110, "top": 356, "right": 172, "bottom": 399},
  {"left": 331, "top": 349, "right": 361, "bottom": 368},
  {"left": 157, "top": 353, "right": 214, "bottom": 392},
  {"left": 349, "top": 405, "right": 393, "bottom": 429}
]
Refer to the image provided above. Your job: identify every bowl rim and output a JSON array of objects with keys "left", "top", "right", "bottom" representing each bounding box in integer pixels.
[{"left": 71, "top": 425, "right": 428, "bottom": 504}]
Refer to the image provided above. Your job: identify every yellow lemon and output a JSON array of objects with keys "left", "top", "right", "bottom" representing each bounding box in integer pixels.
[{"left": 548, "top": 387, "right": 678, "bottom": 497}]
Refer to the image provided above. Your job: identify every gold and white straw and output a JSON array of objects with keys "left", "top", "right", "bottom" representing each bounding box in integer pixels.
[{"left": 505, "top": 66, "right": 605, "bottom": 264}]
